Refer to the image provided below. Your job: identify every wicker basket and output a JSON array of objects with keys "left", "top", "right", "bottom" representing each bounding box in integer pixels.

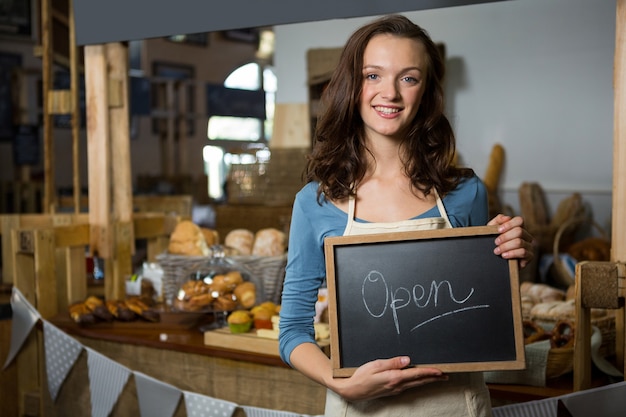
[
  {"left": 156, "top": 252, "right": 287, "bottom": 307},
  {"left": 546, "top": 346, "right": 575, "bottom": 379},
  {"left": 551, "top": 216, "right": 608, "bottom": 287},
  {"left": 534, "top": 313, "right": 616, "bottom": 379}
]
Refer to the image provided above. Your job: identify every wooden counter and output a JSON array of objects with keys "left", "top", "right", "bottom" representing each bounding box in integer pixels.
[{"left": 47, "top": 314, "right": 326, "bottom": 417}]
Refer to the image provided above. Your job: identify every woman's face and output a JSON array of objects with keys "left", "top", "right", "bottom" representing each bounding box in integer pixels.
[{"left": 359, "top": 34, "right": 428, "bottom": 142}]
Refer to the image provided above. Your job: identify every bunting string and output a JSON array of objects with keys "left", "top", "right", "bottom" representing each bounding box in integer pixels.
[{"left": 3, "top": 287, "right": 322, "bottom": 417}]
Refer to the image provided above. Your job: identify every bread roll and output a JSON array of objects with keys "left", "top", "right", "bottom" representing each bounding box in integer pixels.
[
  {"left": 225, "top": 229, "right": 254, "bottom": 255},
  {"left": 520, "top": 282, "right": 565, "bottom": 303},
  {"left": 252, "top": 228, "right": 286, "bottom": 256},
  {"left": 234, "top": 281, "right": 256, "bottom": 308},
  {"left": 200, "top": 227, "right": 220, "bottom": 247},
  {"left": 168, "top": 220, "right": 210, "bottom": 256}
]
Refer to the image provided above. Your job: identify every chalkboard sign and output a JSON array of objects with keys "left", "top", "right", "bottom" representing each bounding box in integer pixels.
[
  {"left": 206, "top": 83, "right": 266, "bottom": 119},
  {"left": 324, "top": 226, "right": 524, "bottom": 377}
]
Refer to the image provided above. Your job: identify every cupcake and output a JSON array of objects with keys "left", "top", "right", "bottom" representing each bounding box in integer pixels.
[
  {"left": 252, "top": 306, "right": 274, "bottom": 330},
  {"left": 227, "top": 310, "right": 252, "bottom": 334}
]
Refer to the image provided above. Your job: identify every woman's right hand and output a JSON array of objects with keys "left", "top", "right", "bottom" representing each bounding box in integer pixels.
[{"left": 330, "top": 356, "right": 449, "bottom": 401}]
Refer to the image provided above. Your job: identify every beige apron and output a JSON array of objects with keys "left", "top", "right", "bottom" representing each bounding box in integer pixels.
[{"left": 325, "top": 192, "right": 493, "bottom": 417}]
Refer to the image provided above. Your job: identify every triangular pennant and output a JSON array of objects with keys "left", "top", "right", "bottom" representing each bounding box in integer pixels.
[
  {"left": 183, "top": 391, "right": 238, "bottom": 417},
  {"left": 43, "top": 321, "right": 84, "bottom": 400},
  {"left": 492, "top": 397, "right": 558, "bottom": 417},
  {"left": 3, "top": 287, "right": 41, "bottom": 369},
  {"left": 86, "top": 348, "right": 131, "bottom": 417},
  {"left": 241, "top": 405, "right": 302, "bottom": 417},
  {"left": 134, "top": 371, "right": 182, "bottom": 417}
]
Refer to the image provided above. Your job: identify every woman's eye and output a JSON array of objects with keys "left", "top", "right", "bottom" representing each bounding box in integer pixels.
[
  {"left": 365, "top": 74, "right": 379, "bottom": 80},
  {"left": 402, "top": 76, "right": 419, "bottom": 84}
]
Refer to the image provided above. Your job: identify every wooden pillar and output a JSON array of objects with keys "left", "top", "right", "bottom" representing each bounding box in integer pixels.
[
  {"left": 84, "top": 44, "right": 112, "bottom": 260},
  {"left": 41, "top": 0, "right": 56, "bottom": 213},
  {"left": 165, "top": 79, "right": 176, "bottom": 177},
  {"left": 12, "top": 228, "right": 56, "bottom": 416},
  {"left": 612, "top": 0, "right": 626, "bottom": 373},
  {"left": 69, "top": 0, "right": 82, "bottom": 214},
  {"left": 84, "top": 43, "right": 133, "bottom": 300}
]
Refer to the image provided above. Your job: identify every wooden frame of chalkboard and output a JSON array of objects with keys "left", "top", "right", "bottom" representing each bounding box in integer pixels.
[{"left": 324, "top": 225, "right": 525, "bottom": 378}]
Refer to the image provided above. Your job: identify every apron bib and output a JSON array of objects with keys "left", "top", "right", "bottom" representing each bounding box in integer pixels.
[{"left": 325, "top": 191, "right": 493, "bottom": 417}]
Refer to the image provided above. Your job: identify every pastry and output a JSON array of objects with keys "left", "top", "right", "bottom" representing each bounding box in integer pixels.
[
  {"left": 252, "top": 306, "right": 274, "bottom": 329},
  {"left": 224, "top": 229, "right": 255, "bottom": 255},
  {"left": 168, "top": 220, "right": 210, "bottom": 256},
  {"left": 233, "top": 281, "right": 256, "bottom": 308},
  {"left": 551, "top": 320, "right": 575, "bottom": 349},
  {"left": 213, "top": 294, "right": 238, "bottom": 311},
  {"left": 523, "top": 320, "right": 548, "bottom": 344},
  {"left": 200, "top": 227, "right": 220, "bottom": 247},
  {"left": 252, "top": 228, "right": 287, "bottom": 256},
  {"left": 520, "top": 282, "right": 565, "bottom": 303},
  {"left": 227, "top": 310, "right": 252, "bottom": 333}
]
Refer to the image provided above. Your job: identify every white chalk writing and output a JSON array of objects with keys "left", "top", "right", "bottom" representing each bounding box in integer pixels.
[{"left": 361, "top": 270, "right": 490, "bottom": 334}]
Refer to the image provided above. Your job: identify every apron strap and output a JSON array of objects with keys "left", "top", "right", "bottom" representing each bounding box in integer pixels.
[{"left": 343, "top": 195, "right": 357, "bottom": 235}]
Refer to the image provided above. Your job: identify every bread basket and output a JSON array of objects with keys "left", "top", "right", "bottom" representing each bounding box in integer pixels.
[
  {"left": 533, "top": 311, "right": 616, "bottom": 379},
  {"left": 156, "top": 252, "right": 287, "bottom": 307}
]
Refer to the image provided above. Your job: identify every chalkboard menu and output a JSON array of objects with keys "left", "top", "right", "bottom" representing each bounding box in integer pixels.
[{"left": 324, "top": 226, "right": 524, "bottom": 377}]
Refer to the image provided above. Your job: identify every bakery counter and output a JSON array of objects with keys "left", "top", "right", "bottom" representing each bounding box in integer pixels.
[
  {"left": 46, "top": 314, "right": 327, "bottom": 417},
  {"left": 46, "top": 314, "right": 614, "bottom": 416}
]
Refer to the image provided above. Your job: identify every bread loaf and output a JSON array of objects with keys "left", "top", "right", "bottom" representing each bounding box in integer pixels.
[
  {"left": 224, "top": 229, "right": 254, "bottom": 255},
  {"left": 520, "top": 282, "right": 565, "bottom": 303},
  {"left": 252, "top": 228, "right": 287, "bottom": 256},
  {"left": 200, "top": 227, "right": 220, "bottom": 247},
  {"left": 168, "top": 220, "right": 210, "bottom": 256}
]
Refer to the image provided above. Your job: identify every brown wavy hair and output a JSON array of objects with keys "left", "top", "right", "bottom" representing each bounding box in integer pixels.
[{"left": 306, "top": 14, "right": 474, "bottom": 202}]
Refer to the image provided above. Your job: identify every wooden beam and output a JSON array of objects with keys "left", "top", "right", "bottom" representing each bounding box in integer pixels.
[
  {"left": 69, "top": 0, "right": 82, "bottom": 214},
  {"left": 613, "top": 0, "right": 626, "bottom": 374},
  {"left": 41, "top": 0, "right": 56, "bottom": 213},
  {"left": 84, "top": 44, "right": 112, "bottom": 259}
]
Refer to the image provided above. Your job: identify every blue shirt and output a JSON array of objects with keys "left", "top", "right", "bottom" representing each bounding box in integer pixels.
[{"left": 278, "top": 176, "right": 488, "bottom": 366}]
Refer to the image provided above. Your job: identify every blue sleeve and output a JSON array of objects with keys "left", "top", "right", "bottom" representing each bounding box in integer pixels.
[
  {"left": 443, "top": 175, "right": 490, "bottom": 227},
  {"left": 278, "top": 185, "right": 328, "bottom": 366}
]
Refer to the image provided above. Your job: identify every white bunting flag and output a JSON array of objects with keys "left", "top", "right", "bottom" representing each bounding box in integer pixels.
[
  {"left": 86, "top": 348, "right": 131, "bottom": 417},
  {"left": 3, "top": 287, "right": 41, "bottom": 369},
  {"left": 43, "top": 321, "right": 83, "bottom": 400},
  {"left": 183, "top": 391, "right": 238, "bottom": 417},
  {"left": 134, "top": 371, "right": 182, "bottom": 417},
  {"left": 241, "top": 405, "right": 302, "bottom": 417}
]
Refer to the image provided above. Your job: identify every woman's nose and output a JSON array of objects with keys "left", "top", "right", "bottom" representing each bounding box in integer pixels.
[{"left": 380, "top": 80, "right": 400, "bottom": 100}]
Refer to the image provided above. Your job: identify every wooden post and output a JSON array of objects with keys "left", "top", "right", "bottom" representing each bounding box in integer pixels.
[
  {"left": 165, "top": 79, "right": 176, "bottom": 177},
  {"left": 69, "top": 0, "right": 82, "bottom": 214},
  {"left": 12, "top": 228, "right": 56, "bottom": 416},
  {"left": 41, "top": 0, "right": 55, "bottom": 213},
  {"left": 573, "top": 262, "right": 625, "bottom": 390},
  {"left": 84, "top": 42, "right": 134, "bottom": 299},
  {"left": 84, "top": 44, "right": 113, "bottom": 262},
  {"left": 107, "top": 43, "right": 134, "bottom": 298},
  {"left": 613, "top": 0, "right": 626, "bottom": 373}
]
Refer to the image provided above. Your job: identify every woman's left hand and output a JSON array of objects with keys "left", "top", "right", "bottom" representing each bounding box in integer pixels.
[{"left": 488, "top": 214, "right": 534, "bottom": 268}]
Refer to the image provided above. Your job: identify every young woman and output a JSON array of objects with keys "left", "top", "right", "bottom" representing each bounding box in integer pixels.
[{"left": 278, "top": 14, "right": 533, "bottom": 417}]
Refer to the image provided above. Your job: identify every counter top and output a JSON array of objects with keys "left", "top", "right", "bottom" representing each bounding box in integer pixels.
[{"left": 50, "top": 312, "right": 289, "bottom": 368}]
